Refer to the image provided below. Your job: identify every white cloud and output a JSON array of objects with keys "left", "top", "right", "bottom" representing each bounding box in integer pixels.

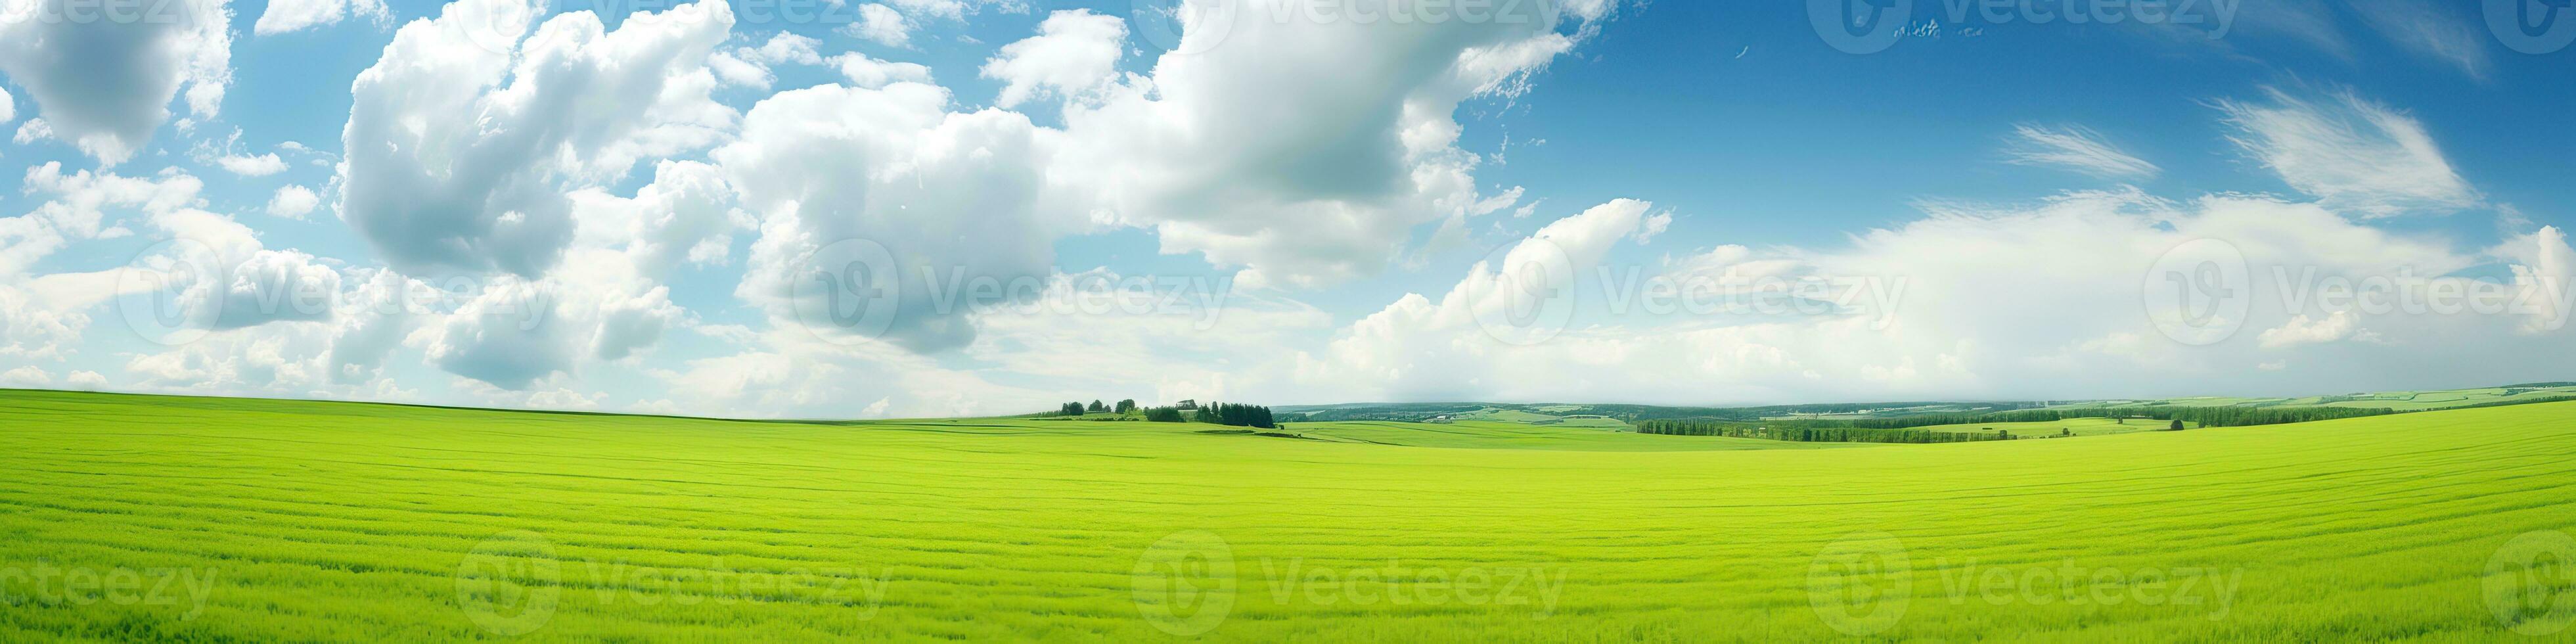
[
  {"left": 846, "top": 4, "right": 912, "bottom": 47},
  {"left": 717, "top": 81, "right": 1072, "bottom": 353},
  {"left": 2507, "top": 227, "right": 2576, "bottom": 335},
  {"left": 980, "top": 9, "right": 1125, "bottom": 108},
  {"left": 12, "top": 118, "right": 47, "bottom": 145},
  {"left": 254, "top": 0, "right": 389, "bottom": 35},
  {"left": 217, "top": 153, "right": 289, "bottom": 176},
  {"left": 2257, "top": 310, "right": 2377, "bottom": 348},
  {"left": 2217, "top": 89, "right": 2477, "bottom": 217},
  {"left": 1275, "top": 188, "right": 2576, "bottom": 405},
  {"left": 830, "top": 53, "right": 934, "bottom": 88},
  {"left": 1054, "top": 0, "right": 1612, "bottom": 288},
  {"left": 709, "top": 32, "right": 824, "bottom": 89},
  {"left": 267, "top": 185, "right": 321, "bottom": 219},
  {"left": 0, "top": 365, "right": 49, "bottom": 387},
  {"left": 338, "top": 0, "right": 737, "bottom": 277},
  {"left": 0, "top": 86, "right": 14, "bottom": 124},
  {"left": 2003, "top": 124, "right": 2160, "bottom": 181},
  {"left": 0, "top": 0, "right": 233, "bottom": 164}
]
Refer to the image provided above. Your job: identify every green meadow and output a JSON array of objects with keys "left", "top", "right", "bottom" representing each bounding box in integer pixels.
[{"left": 3, "top": 389, "right": 2575, "bottom": 641}]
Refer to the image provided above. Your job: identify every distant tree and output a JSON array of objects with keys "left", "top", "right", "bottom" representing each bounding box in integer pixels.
[
  {"left": 1060, "top": 402, "right": 1085, "bottom": 417},
  {"left": 1116, "top": 399, "right": 1138, "bottom": 414},
  {"left": 2169, "top": 419, "right": 2187, "bottom": 431},
  {"left": 1145, "top": 407, "right": 1186, "bottom": 423},
  {"left": 1089, "top": 400, "right": 1107, "bottom": 413}
]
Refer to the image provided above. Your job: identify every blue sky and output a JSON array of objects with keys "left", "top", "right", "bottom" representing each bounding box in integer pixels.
[{"left": 1, "top": 0, "right": 2571, "bottom": 417}]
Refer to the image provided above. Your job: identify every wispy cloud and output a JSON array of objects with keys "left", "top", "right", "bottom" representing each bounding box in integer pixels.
[
  {"left": 2216, "top": 88, "right": 2477, "bottom": 218},
  {"left": 2350, "top": 0, "right": 2493, "bottom": 80},
  {"left": 2002, "top": 125, "right": 2160, "bottom": 181}
]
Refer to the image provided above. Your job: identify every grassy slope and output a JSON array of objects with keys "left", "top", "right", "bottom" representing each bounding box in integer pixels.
[
  {"left": 3, "top": 390, "right": 2572, "bottom": 641},
  {"left": 1285, "top": 420, "right": 1851, "bottom": 451},
  {"left": 1909, "top": 417, "right": 2200, "bottom": 437}
]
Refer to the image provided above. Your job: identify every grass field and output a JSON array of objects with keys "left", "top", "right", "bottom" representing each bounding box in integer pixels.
[
  {"left": 2064, "top": 384, "right": 2576, "bottom": 413},
  {"left": 5, "top": 389, "right": 2575, "bottom": 641},
  {"left": 1909, "top": 417, "right": 2201, "bottom": 438}
]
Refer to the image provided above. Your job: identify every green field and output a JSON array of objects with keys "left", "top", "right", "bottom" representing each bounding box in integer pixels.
[
  {"left": 5, "top": 389, "right": 2575, "bottom": 641},
  {"left": 1910, "top": 417, "right": 2201, "bottom": 438},
  {"left": 2062, "top": 384, "right": 2576, "bottom": 413}
]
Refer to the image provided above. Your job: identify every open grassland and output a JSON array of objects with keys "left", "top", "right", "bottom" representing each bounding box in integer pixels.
[
  {"left": 2068, "top": 384, "right": 2576, "bottom": 413},
  {"left": 3, "top": 390, "right": 2575, "bottom": 641},
  {"left": 1909, "top": 417, "right": 2200, "bottom": 438},
  {"left": 1281, "top": 420, "right": 1845, "bottom": 451}
]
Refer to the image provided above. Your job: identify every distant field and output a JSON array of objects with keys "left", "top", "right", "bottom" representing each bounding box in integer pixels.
[
  {"left": 4, "top": 390, "right": 2574, "bottom": 640},
  {"left": 2061, "top": 384, "right": 2576, "bottom": 412},
  {"left": 1284, "top": 420, "right": 1849, "bottom": 451},
  {"left": 1909, "top": 416, "right": 2198, "bottom": 437}
]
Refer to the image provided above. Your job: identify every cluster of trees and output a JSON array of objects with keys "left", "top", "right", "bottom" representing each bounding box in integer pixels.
[
  {"left": 1824, "top": 405, "right": 2395, "bottom": 430},
  {"left": 1049, "top": 399, "right": 1278, "bottom": 428},
  {"left": 1055, "top": 399, "right": 1142, "bottom": 417},
  {"left": 1635, "top": 420, "right": 2012, "bottom": 444},
  {"left": 1195, "top": 402, "right": 1278, "bottom": 429}
]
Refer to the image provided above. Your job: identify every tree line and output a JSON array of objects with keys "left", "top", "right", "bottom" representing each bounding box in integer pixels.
[
  {"left": 1821, "top": 405, "right": 2395, "bottom": 430},
  {"left": 1635, "top": 420, "right": 2012, "bottom": 444},
  {"left": 1047, "top": 399, "right": 1282, "bottom": 429}
]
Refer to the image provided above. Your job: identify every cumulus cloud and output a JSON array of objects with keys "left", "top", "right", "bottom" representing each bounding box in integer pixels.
[
  {"left": 847, "top": 4, "right": 912, "bottom": 47},
  {"left": 217, "top": 153, "right": 288, "bottom": 176},
  {"left": 830, "top": 53, "right": 934, "bottom": 88},
  {"left": 980, "top": 9, "right": 1125, "bottom": 108},
  {"left": 0, "top": 0, "right": 233, "bottom": 164},
  {"left": 2003, "top": 124, "right": 2160, "bottom": 180},
  {"left": 2217, "top": 89, "right": 2477, "bottom": 217},
  {"left": 708, "top": 32, "right": 823, "bottom": 89},
  {"left": 0, "top": 86, "right": 14, "bottom": 124},
  {"left": 267, "top": 185, "right": 321, "bottom": 219},
  {"left": 254, "top": 0, "right": 389, "bottom": 35},
  {"left": 719, "top": 81, "right": 1071, "bottom": 353},
  {"left": 1277, "top": 187, "right": 2576, "bottom": 405},
  {"left": 0, "top": 365, "right": 49, "bottom": 387},
  {"left": 1053, "top": 0, "right": 1614, "bottom": 288},
  {"left": 2257, "top": 310, "right": 2379, "bottom": 348},
  {"left": 338, "top": 0, "right": 736, "bottom": 277}
]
